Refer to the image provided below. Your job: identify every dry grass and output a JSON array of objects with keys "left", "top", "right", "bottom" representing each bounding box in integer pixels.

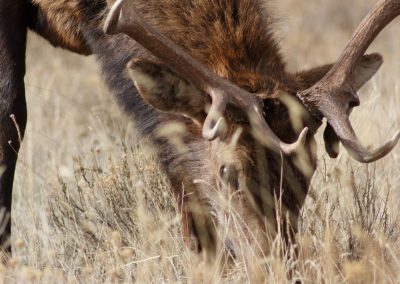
[{"left": 2, "top": 0, "right": 400, "bottom": 282}]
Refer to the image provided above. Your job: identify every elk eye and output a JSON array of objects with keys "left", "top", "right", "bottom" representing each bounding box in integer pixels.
[
  {"left": 219, "top": 165, "right": 228, "bottom": 178},
  {"left": 219, "top": 165, "right": 239, "bottom": 191}
]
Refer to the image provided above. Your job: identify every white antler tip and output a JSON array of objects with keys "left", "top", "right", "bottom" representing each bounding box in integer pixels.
[
  {"left": 202, "top": 117, "right": 226, "bottom": 141},
  {"left": 299, "top": 127, "right": 309, "bottom": 144}
]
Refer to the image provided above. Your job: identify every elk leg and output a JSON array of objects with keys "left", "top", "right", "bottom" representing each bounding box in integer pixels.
[{"left": 0, "top": 1, "right": 28, "bottom": 253}]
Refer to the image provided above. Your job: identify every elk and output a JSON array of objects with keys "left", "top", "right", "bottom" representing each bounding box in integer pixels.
[{"left": 0, "top": 0, "right": 399, "bottom": 258}]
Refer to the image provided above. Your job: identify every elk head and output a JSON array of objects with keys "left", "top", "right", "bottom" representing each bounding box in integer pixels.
[{"left": 103, "top": 0, "right": 400, "bottom": 255}]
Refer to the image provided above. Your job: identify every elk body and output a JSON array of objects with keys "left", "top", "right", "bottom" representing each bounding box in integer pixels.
[{"left": 0, "top": 0, "right": 399, "bottom": 258}]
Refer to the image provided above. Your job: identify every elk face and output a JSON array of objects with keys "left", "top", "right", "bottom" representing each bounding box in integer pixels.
[
  {"left": 126, "top": 55, "right": 319, "bottom": 253},
  {"left": 126, "top": 50, "right": 390, "bottom": 249}
]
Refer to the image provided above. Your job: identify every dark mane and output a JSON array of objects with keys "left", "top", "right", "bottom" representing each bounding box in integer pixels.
[{"left": 136, "top": 0, "right": 286, "bottom": 77}]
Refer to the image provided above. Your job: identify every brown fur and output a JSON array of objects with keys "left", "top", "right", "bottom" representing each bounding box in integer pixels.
[{"left": 0, "top": 0, "right": 379, "bottom": 259}]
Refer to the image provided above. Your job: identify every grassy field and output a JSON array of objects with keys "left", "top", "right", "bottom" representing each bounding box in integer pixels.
[{"left": 2, "top": 0, "right": 400, "bottom": 282}]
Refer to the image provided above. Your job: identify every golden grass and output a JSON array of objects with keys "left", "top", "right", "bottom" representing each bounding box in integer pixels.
[{"left": 3, "top": 0, "right": 400, "bottom": 282}]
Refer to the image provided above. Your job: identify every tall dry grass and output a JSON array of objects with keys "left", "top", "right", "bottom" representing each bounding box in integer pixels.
[{"left": 2, "top": 0, "right": 400, "bottom": 282}]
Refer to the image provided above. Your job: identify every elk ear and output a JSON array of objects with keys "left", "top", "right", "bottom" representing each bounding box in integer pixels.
[
  {"left": 128, "top": 58, "right": 206, "bottom": 121},
  {"left": 295, "top": 53, "right": 383, "bottom": 91},
  {"left": 295, "top": 64, "right": 333, "bottom": 89},
  {"left": 352, "top": 53, "right": 383, "bottom": 91}
]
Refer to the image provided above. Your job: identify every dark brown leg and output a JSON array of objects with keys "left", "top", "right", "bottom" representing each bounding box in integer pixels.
[{"left": 0, "top": 1, "right": 28, "bottom": 253}]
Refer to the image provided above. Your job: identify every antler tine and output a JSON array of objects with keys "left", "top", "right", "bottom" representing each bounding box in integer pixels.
[
  {"left": 247, "top": 101, "right": 309, "bottom": 154},
  {"left": 104, "top": 0, "right": 308, "bottom": 155},
  {"left": 325, "top": 111, "right": 400, "bottom": 163},
  {"left": 343, "top": 130, "right": 400, "bottom": 163},
  {"left": 202, "top": 91, "right": 228, "bottom": 140},
  {"left": 298, "top": 0, "right": 400, "bottom": 162},
  {"left": 225, "top": 89, "right": 309, "bottom": 153}
]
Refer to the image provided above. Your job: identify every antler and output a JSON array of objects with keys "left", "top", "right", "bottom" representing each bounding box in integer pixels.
[
  {"left": 104, "top": 0, "right": 308, "bottom": 155},
  {"left": 298, "top": 0, "right": 400, "bottom": 163}
]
